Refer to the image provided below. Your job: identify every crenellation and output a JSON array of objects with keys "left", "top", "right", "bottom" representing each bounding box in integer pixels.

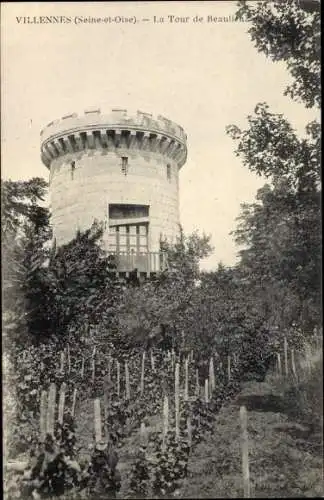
[
  {"left": 40, "top": 108, "right": 186, "bottom": 147},
  {"left": 85, "top": 107, "right": 100, "bottom": 114},
  {"left": 62, "top": 113, "right": 77, "bottom": 120}
]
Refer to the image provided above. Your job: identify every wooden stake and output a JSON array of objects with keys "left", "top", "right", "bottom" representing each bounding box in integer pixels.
[
  {"left": 125, "top": 362, "right": 130, "bottom": 400},
  {"left": 187, "top": 416, "right": 192, "bottom": 449},
  {"left": 71, "top": 388, "right": 77, "bottom": 417},
  {"left": 46, "top": 383, "right": 56, "bottom": 436},
  {"left": 140, "top": 352, "right": 145, "bottom": 396},
  {"left": 171, "top": 349, "right": 175, "bottom": 370},
  {"left": 116, "top": 361, "right": 120, "bottom": 398},
  {"left": 162, "top": 395, "right": 169, "bottom": 450},
  {"left": 92, "top": 349, "right": 96, "bottom": 385},
  {"left": 184, "top": 357, "right": 189, "bottom": 402},
  {"left": 175, "top": 363, "right": 180, "bottom": 440},
  {"left": 209, "top": 357, "right": 215, "bottom": 394},
  {"left": 140, "top": 422, "right": 148, "bottom": 447},
  {"left": 60, "top": 352, "right": 65, "bottom": 375},
  {"left": 40, "top": 390, "right": 47, "bottom": 442},
  {"left": 277, "top": 353, "right": 282, "bottom": 375},
  {"left": 284, "top": 337, "right": 288, "bottom": 376},
  {"left": 240, "top": 406, "right": 250, "bottom": 498},
  {"left": 195, "top": 369, "right": 200, "bottom": 397},
  {"left": 204, "top": 378, "right": 209, "bottom": 403},
  {"left": 151, "top": 350, "right": 155, "bottom": 372},
  {"left": 291, "top": 349, "right": 297, "bottom": 380},
  {"left": 103, "top": 375, "right": 110, "bottom": 440},
  {"left": 94, "top": 398, "right": 102, "bottom": 443},
  {"left": 58, "top": 383, "right": 67, "bottom": 425},
  {"left": 227, "top": 355, "right": 231, "bottom": 381},
  {"left": 67, "top": 344, "right": 71, "bottom": 374}
]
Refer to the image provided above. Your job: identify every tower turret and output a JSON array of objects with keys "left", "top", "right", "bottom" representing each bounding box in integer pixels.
[{"left": 41, "top": 107, "right": 187, "bottom": 274}]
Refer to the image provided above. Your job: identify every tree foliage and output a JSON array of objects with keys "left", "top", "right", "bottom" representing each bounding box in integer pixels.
[
  {"left": 2, "top": 178, "right": 52, "bottom": 347},
  {"left": 2, "top": 177, "right": 50, "bottom": 238},
  {"left": 2, "top": 178, "right": 122, "bottom": 347},
  {"left": 236, "top": 0, "right": 320, "bottom": 108},
  {"left": 116, "top": 228, "right": 214, "bottom": 351},
  {"left": 228, "top": 0, "right": 321, "bottom": 333}
]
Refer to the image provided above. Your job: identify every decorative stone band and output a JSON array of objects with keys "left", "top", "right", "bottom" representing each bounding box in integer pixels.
[{"left": 40, "top": 109, "right": 187, "bottom": 169}]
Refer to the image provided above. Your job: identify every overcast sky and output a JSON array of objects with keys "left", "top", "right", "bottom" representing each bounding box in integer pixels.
[{"left": 1, "top": 1, "right": 318, "bottom": 270}]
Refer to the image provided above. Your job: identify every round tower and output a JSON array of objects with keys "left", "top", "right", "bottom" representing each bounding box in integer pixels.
[{"left": 40, "top": 108, "right": 187, "bottom": 273}]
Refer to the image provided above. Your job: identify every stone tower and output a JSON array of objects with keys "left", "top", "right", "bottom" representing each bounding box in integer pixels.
[{"left": 40, "top": 108, "right": 187, "bottom": 274}]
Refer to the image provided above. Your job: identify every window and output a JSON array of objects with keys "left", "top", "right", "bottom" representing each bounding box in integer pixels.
[
  {"left": 167, "top": 164, "right": 171, "bottom": 181},
  {"left": 108, "top": 204, "right": 150, "bottom": 255},
  {"left": 71, "top": 161, "right": 76, "bottom": 180},
  {"left": 108, "top": 223, "right": 148, "bottom": 254},
  {"left": 109, "top": 204, "right": 149, "bottom": 219},
  {"left": 121, "top": 156, "right": 128, "bottom": 175}
]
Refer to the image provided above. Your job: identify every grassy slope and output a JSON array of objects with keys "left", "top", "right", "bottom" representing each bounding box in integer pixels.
[{"left": 177, "top": 370, "right": 323, "bottom": 498}]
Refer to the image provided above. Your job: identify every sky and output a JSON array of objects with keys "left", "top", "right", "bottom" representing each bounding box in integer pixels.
[{"left": 1, "top": 1, "right": 318, "bottom": 270}]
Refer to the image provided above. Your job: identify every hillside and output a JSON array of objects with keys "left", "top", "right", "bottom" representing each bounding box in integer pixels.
[
  {"left": 69, "top": 352, "right": 323, "bottom": 498},
  {"left": 178, "top": 366, "right": 323, "bottom": 498}
]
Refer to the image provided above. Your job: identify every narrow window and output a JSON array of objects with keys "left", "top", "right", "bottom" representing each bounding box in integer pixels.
[
  {"left": 167, "top": 164, "right": 171, "bottom": 181},
  {"left": 121, "top": 156, "right": 128, "bottom": 175},
  {"left": 71, "top": 160, "right": 76, "bottom": 180}
]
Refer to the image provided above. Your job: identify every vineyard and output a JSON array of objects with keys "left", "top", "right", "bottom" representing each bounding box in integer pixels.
[
  {"left": 2, "top": 2, "right": 321, "bottom": 498},
  {"left": 4, "top": 333, "right": 321, "bottom": 499}
]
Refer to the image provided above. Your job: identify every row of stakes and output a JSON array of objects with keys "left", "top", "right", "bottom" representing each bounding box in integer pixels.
[
  {"left": 275, "top": 336, "right": 321, "bottom": 379},
  {"left": 37, "top": 360, "right": 251, "bottom": 497},
  {"left": 38, "top": 334, "right": 313, "bottom": 445},
  {"left": 38, "top": 335, "right": 318, "bottom": 445},
  {"left": 39, "top": 354, "right": 224, "bottom": 445},
  {"left": 55, "top": 340, "right": 306, "bottom": 392},
  {"left": 54, "top": 347, "right": 236, "bottom": 397},
  {"left": 21, "top": 337, "right": 320, "bottom": 497}
]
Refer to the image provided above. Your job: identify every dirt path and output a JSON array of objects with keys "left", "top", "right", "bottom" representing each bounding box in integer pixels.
[{"left": 177, "top": 376, "right": 323, "bottom": 498}]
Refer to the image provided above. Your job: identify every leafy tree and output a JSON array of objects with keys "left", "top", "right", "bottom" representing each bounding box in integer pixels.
[
  {"left": 45, "top": 222, "right": 123, "bottom": 346},
  {"left": 2, "top": 178, "right": 122, "bottom": 347},
  {"left": 2, "top": 177, "right": 50, "bottom": 238},
  {"left": 236, "top": 0, "right": 320, "bottom": 108},
  {"left": 2, "top": 178, "right": 52, "bottom": 348},
  {"left": 116, "top": 228, "right": 213, "bottom": 351},
  {"left": 227, "top": 1, "right": 321, "bottom": 334}
]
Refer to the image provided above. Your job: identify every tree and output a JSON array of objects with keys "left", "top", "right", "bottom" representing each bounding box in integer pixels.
[
  {"left": 44, "top": 222, "right": 123, "bottom": 345},
  {"left": 116, "top": 228, "right": 213, "bottom": 351},
  {"left": 2, "top": 178, "right": 52, "bottom": 347},
  {"left": 2, "top": 177, "right": 50, "bottom": 238},
  {"left": 2, "top": 178, "right": 122, "bottom": 346},
  {"left": 227, "top": 1, "right": 321, "bottom": 333},
  {"left": 236, "top": 0, "right": 320, "bottom": 108}
]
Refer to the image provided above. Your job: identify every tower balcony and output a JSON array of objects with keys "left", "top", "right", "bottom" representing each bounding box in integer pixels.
[{"left": 107, "top": 250, "right": 168, "bottom": 277}]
